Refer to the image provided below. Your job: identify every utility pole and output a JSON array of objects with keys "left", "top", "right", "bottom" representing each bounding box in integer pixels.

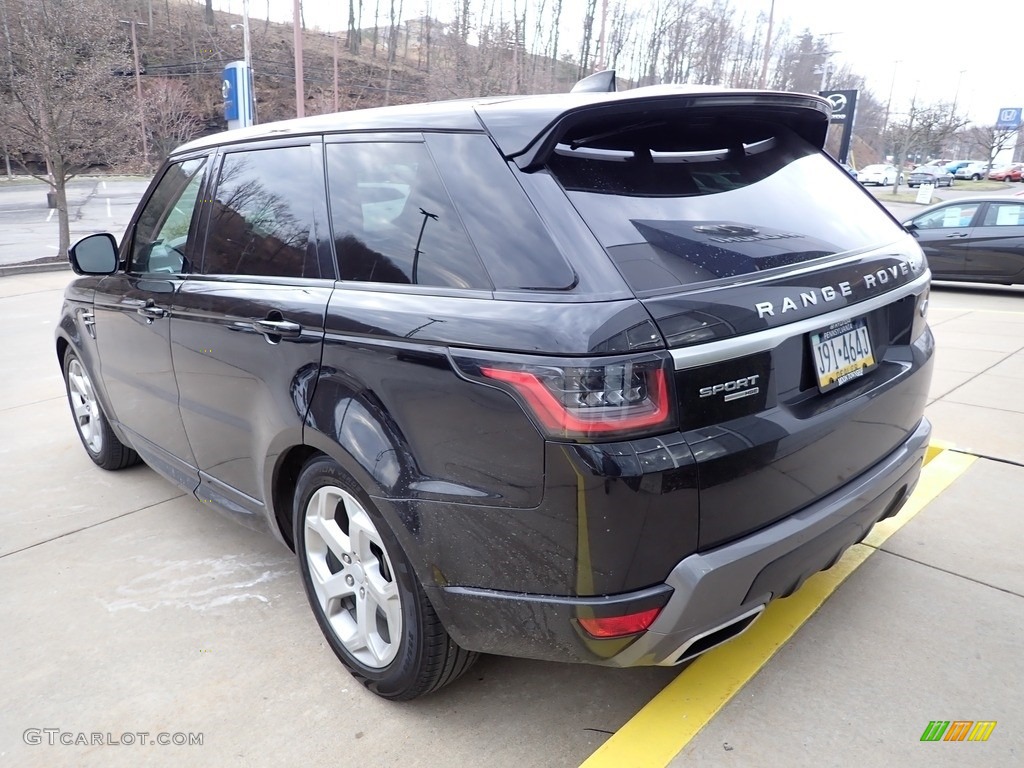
[
  {"left": 293, "top": 0, "right": 305, "bottom": 118},
  {"left": 596, "top": 0, "right": 609, "bottom": 71},
  {"left": 333, "top": 34, "right": 339, "bottom": 111},
  {"left": 758, "top": 0, "right": 775, "bottom": 89},
  {"left": 119, "top": 19, "right": 149, "bottom": 164},
  {"left": 816, "top": 31, "right": 840, "bottom": 92}
]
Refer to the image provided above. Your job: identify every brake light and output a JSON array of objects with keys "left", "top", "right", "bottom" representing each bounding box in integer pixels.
[
  {"left": 577, "top": 607, "right": 662, "bottom": 638},
  {"left": 479, "top": 358, "right": 671, "bottom": 440}
]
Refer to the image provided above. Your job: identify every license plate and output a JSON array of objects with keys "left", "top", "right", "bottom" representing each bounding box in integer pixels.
[{"left": 810, "top": 318, "right": 876, "bottom": 392}]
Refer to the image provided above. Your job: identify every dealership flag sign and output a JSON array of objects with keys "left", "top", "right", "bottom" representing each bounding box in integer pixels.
[
  {"left": 996, "top": 108, "right": 1021, "bottom": 130},
  {"left": 818, "top": 89, "right": 858, "bottom": 165}
]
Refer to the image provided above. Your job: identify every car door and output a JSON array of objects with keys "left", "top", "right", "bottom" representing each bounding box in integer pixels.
[
  {"left": 170, "top": 141, "right": 336, "bottom": 520},
  {"left": 906, "top": 201, "right": 982, "bottom": 278},
  {"left": 963, "top": 201, "right": 1024, "bottom": 282},
  {"left": 91, "top": 156, "right": 209, "bottom": 487}
]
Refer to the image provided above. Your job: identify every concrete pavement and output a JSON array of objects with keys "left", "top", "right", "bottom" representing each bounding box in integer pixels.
[
  {"left": 0, "top": 271, "right": 677, "bottom": 768},
  {"left": 1, "top": 267, "right": 1022, "bottom": 766},
  {"left": 661, "top": 286, "right": 1024, "bottom": 766}
]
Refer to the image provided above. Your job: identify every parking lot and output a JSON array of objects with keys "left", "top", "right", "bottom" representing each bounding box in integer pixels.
[
  {"left": 0, "top": 178, "right": 149, "bottom": 267},
  {"left": 1, "top": 183, "right": 1023, "bottom": 766}
]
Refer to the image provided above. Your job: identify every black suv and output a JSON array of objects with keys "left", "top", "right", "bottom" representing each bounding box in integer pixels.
[{"left": 56, "top": 83, "right": 934, "bottom": 700}]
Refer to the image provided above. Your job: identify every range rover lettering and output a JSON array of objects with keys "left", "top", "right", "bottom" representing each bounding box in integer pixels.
[{"left": 56, "top": 77, "right": 934, "bottom": 700}]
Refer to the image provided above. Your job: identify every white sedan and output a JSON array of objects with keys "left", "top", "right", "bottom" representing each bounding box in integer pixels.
[{"left": 857, "top": 164, "right": 903, "bottom": 186}]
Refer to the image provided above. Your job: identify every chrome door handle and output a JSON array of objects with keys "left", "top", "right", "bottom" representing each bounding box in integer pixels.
[
  {"left": 137, "top": 305, "right": 169, "bottom": 319},
  {"left": 944, "top": 233, "right": 968, "bottom": 238},
  {"left": 252, "top": 319, "right": 302, "bottom": 339}
]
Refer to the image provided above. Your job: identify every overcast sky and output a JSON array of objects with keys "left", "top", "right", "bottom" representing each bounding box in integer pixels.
[
  {"left": 217, "top": 0, "right": 1020, "bottom": 125},
  {"left": 770, "top": 0, "right": 1020, "bottom": 124}
]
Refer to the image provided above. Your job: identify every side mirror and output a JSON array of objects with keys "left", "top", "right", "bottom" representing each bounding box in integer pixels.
[
  {"left": 69, "top": 233, "right": 119, "bottom": 275},
  {"left": 902, "top": 221, "right": 917, "bottom": 231}
]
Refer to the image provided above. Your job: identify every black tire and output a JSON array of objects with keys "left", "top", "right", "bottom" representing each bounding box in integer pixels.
[
  {"left": 62, "top": 348, "right": 140, "bottom": 470},
  {"left": 972, "top": 173, "right": 981, "bottom": 181},
  {"left": 293, "top": 456, "right": 478, "bottom": 700}
]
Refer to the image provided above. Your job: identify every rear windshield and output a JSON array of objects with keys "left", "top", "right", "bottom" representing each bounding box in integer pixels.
[{"left": 545, "top": 115, "right": 905, "bottom": 293}]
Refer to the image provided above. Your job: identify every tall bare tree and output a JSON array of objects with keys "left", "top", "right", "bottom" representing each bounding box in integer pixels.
[
  {"left": 964, "top": 125, "right": 1019, "bottom": 176},
  {"left": 145, "top": 78, "right": 204, "bottom": 159},
  {"left": 886, "top": 98, "right": 968, "bottom": 193},
  {"left": 347, "top": 0, "right": 362, "bottom": 54},
  {"left": 0, "top": 0, "right": 134, "bottom": 258}
]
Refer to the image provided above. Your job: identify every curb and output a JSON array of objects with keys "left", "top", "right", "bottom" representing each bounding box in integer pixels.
[{"left": 0, "top": 261, "right": 71, "bottom": 278}]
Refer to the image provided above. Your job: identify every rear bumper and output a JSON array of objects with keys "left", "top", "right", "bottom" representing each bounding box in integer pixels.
[{"left": 430, "top": 416, "right": 930, "bottom": 666}]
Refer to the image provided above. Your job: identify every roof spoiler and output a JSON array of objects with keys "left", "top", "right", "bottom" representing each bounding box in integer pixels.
[
  {"left": 507, "top": 93, "right": 831, "bottom": 170},
  {"left": 570, "top": 70, "right": 617, "bottom": 93}
]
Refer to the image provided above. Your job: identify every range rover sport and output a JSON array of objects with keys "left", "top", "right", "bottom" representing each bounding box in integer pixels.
[{"left": 56, "top": 80, "right": 934, "bottom": 700}]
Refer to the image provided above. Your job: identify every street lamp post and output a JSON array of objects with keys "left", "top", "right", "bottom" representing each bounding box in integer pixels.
[
  {"left": 882, "top": 60, "right": 901, "bottom": 160},
  {"left": 119, "top": 19, "right": 149, "bottom": 164},
  {"left": 230, "top": 0, "right": 257, "bottom": 125}
]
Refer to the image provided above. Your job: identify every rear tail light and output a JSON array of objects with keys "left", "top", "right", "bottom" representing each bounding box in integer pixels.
[
  {"left": 471, "top": 355, "right": 673, "bottom": 441},
  {"left": 577, "top": 607, "right": 662, "bottom": 638}
]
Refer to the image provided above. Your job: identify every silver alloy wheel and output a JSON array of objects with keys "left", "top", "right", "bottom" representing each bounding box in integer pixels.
[
  {"left": 303, "top": 485, "right": 402, "bottom": 668},
  {"left": 67, "top": 358, "right": 103, "bottom": 454}
]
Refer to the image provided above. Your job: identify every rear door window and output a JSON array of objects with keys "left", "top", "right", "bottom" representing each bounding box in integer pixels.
[
  {"left": 325, "top": 139, "right": 492, "bottom": 290},
  {"left": 981, "top": 202, "right": 1024, "bottom": 227},
  {"left": 545, "top": 116, "right": 908, "bottom": 292},
  {"left": 202, "top": 145, "right": 327, "bottom": 279}
]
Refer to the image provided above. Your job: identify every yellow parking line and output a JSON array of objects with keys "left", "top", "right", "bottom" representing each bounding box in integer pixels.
[{"left": 579, "top": 446, "right": 976, "bottom": 768}]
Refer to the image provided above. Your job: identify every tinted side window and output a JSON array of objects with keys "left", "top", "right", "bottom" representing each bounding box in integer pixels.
[
  {"left": 425, "top": 133, "right": 575, "bottom": 290},
  {"left": 914, "top": 203, "right": 981, "bottom": 229},
  {"left": 982, "top": 202, "right": 1024, "bottom": 226},
  {"left": 131, "top": 157, "right": 207, "bottom": 274},
  {"left": 325, "top": 141, "right": 492, "bottom": 290},
  {"left": 203, "top": 145, "right": 322, "bottom": 278}
]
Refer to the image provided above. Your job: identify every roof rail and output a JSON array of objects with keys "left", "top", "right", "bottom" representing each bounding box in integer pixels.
[{"left": 570, "top": 69, "right": 617, "bottom": 94}]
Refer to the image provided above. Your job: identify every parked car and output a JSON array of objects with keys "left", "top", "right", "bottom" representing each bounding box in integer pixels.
[
  {"left": 988, "top": 163, "right": 1024, "bottom": 182},
  {"left": 944, "top": 160, "right": 980, "bottom": 176},
  {"left": 903, "top": 197, "right": 1024, "bottom": 284},
  {"left": 955, "top": 162, "right": 989, "bottom": 180},
  {"left": 56, "top": 80, "right": 935, "bottom": 700},
  {"left": 907, "top": 166, "right": 954, "bottom": 188},
  {"left": 857, "top": 163, "right": 902, "bottom": 185}
]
